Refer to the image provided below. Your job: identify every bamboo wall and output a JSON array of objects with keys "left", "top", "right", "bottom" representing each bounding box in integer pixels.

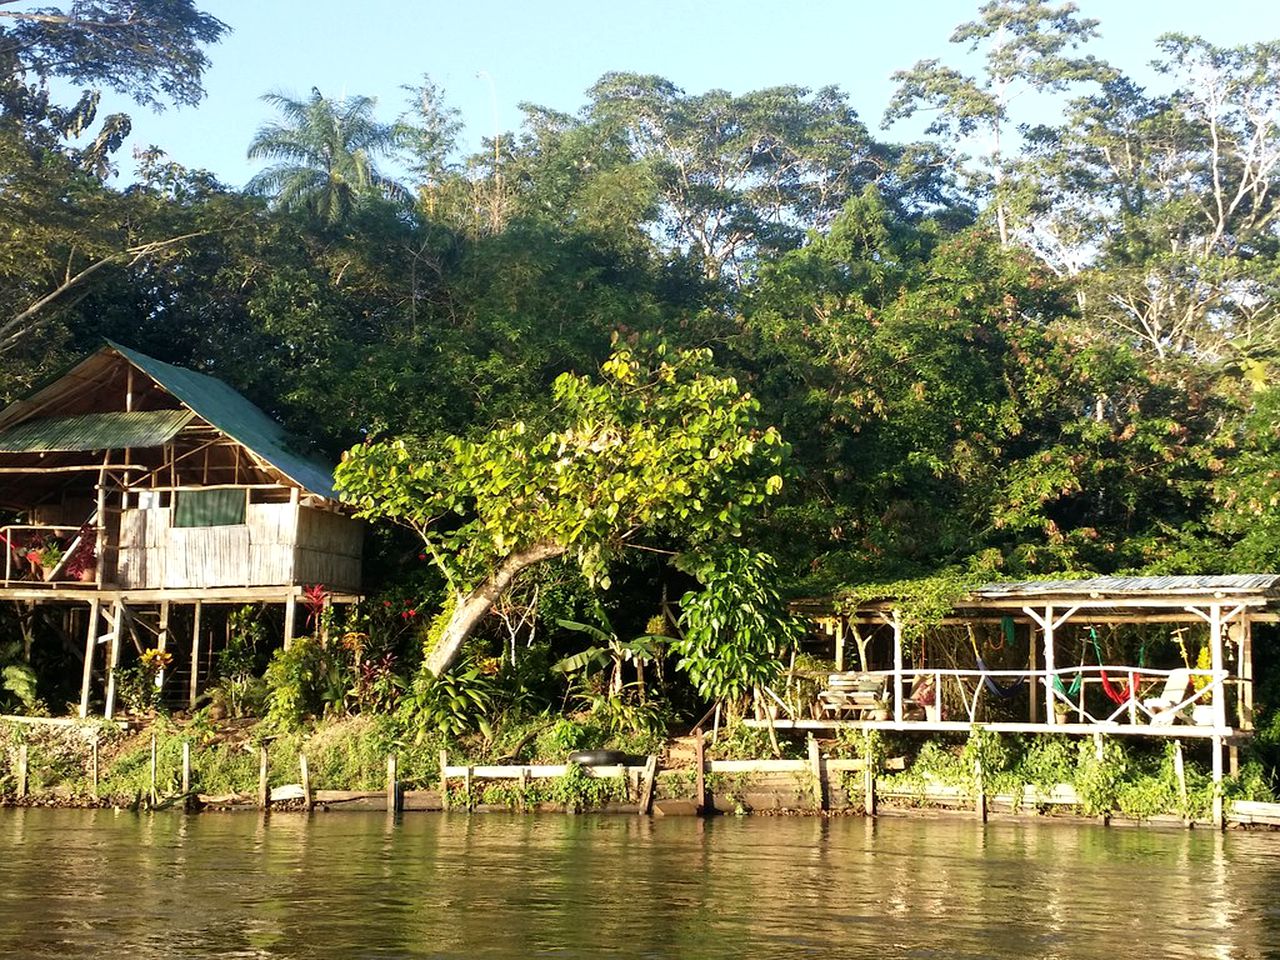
[{"left": 115, "top": 498, "right": 362, "bottom": 592}]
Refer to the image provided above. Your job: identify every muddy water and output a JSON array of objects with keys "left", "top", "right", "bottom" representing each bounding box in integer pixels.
[{"left": 1, "top": 809, "right": 1278, "bottom": 958}]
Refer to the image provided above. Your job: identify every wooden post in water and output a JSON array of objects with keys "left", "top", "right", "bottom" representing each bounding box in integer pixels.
[
  {"left": 862, "top": 732, "right": 877, "bottom": 817},
  {"left": 257, "top": 743, "right": 269, "bottom": 811},
  {"left": 518, "top": 766, "right": 529, "bottom": 812},
  {"left": 90, "top": 735, "right": 99, "bottom": 798},
  {"left": 182, "top": 741, "right": 191, "bottom": 798},
  {"left": 694, "top": 727, "right": 707, "bottom": 815},
  {"left": 386, "top": 753, "right": 400, "bottom": 814},
  {"left": 974, "top": 756, "right": 987, "bottom": 823},
  {"left": 149, "top": 732, "right": 158, "bottom": 806},
  {"left": 439, "top": 749, "right": 449, "bottom": 810},
  {"left": 807, "top": 735, "right": 826, "bottom": 812},
  {"left": 299, "top": 754, "right": 312, "bottom": 811},
  {"left": 1173, "top": 739, "right": 1188, "bottom": 823},
  {"left": 16, "top": 743, "right": 27, "bottom": 799}
]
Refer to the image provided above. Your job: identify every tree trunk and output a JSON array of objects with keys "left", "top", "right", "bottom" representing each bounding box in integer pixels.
[{"left": 425, "top": 541, "right": 566, "bottom": 675}]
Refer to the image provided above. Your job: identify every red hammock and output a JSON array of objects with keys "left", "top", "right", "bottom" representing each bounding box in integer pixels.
[{"left": 1099, "top": 669, "right": 1135, "bottom": 704}]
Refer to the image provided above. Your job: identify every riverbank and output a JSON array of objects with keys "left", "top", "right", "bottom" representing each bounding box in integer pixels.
[{"left": 2, "top": 714, "right": 1277, "bottom": 828}]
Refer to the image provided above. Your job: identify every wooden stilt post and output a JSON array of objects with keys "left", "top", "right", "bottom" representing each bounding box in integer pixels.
[
  {"left": 79, "top": 598, "right": 100, "bottom": 719},
  {"left": 156, "top": 601, "right": 170, "bottom": 689},
  {"left": 808, "top": 734, "right": 826, "bottom": 811},
  {"left": 258, "top": 742, "right": 269, "bottom": 811},
  {"left": 1041, "top": 606, "right": 1055, "bottom": 727},
  {"left": 282, "top": 590, "right": 297, "bottom": 651},
  {"left": 182, "top": 741, "right": 191, "bottom": 797},
  {"left": 863, "top": 731, "right": 877, "bottom": 817},
  {"left": 464, "top": 765, "right": 473, "bottom": 808},
  {"left": 299, "top": 754, "right": 312, "bottom": 811},
  {"left": 974, "top": 755, "right": 987, "bottom": 823},
  {"left": 439, "top": 749, "right": 450, "bottom": 810},
  {"left": 1212, "top": 735, "right": 1224, "bottom": 829},
  {"left": 518, "top": 766, "right": 529, "bottom": 812},
  {"left": 103, "top": 600, "right": 122, "bottom": 720},
  {"left": 834, "top": 619, "right": 845, "bottom": 673},
  {"left": 1241, "top": 615, "right": 1254, "bottom": 732},
  {"left": 386, "top": 753, "right": 400, "bottom": 814},
  {"left": 189, "top": 601, "right": 202, "bottom": 710},
  {"left": 16, "top": 743, "right": 27, "bottom": 799},
  {"left": 149, "top": 732, "right": 158, "bottom": 806},
  {"left": 694, "top": 727, "right": 707, "bottom": 815},
  {"left": 891, "top": 612, "right": 904, "bottom": 725},
  {"left": 1173, "top": 739, "right": 1188, "bottom": 821}
]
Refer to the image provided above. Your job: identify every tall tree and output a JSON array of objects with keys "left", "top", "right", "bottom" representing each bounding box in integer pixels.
[
  {"left": 885, "top": 0, "right": 1110, "bottom": 246},
  {"left": 247, "top": 88, "right": 406, "bottom": 224}
]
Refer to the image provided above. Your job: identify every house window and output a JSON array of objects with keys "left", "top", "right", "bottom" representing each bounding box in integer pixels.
[{"left": 173, "top": 488, "right": 247, "bottom": 527}]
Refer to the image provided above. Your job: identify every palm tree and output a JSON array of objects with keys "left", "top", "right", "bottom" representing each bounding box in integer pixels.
[{"left": 247, "top": 88, "right": 407, "bottom": 223}]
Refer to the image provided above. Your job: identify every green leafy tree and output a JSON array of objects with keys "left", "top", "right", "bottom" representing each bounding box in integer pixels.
[
  {"left": 670, "top": 548, "right": 801, "bottom": 713},
  {"left": 335, "top": 343, "right": 790, "bottom": 676},
  {"left": 247, "top": 88, "right": 407, "bottom": 223}
]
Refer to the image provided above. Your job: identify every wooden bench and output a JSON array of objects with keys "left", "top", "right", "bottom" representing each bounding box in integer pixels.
[{"left": 818, "top": 672, "right": 888, "bottom": 719}]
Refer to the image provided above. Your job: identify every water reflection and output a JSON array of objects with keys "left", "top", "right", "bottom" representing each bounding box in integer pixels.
[{"left": 1, "top": 809, "right": 1278, "bottom": 959}]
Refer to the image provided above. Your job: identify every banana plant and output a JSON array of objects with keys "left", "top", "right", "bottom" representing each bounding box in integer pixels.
[{"left": 552, "top": 615, "right": 667, "bottom": 698}]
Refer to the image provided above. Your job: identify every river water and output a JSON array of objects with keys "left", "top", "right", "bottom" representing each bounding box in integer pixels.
[{"left": 1, "top": 809, "right": 1278, "bottom": 959}]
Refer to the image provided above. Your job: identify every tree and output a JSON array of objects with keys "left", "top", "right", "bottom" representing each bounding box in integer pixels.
[
  {"left": 247, "top": 88, "right": 406, "bottom": 224},
  {"left": 334, "top": 343, "right": 790, "bottom": 676},
  {"left": 0, "top": 0, "right": 226, "bottom": 169},
  {"left": 885, "top": 0, "right": 1110, "bottom": 246},
  {"left": 1021, "top": 37, "right": 1280, "bottom": 362}
]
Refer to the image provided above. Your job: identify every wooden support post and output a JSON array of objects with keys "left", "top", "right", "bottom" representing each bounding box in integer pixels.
[
  {"left": 258, "top": 743, "right": 269, "bottom": 811},
  {"left": 834, "top": 619, "right": 845, "bottom": 673},
  {"left": 299, "top": 754, "right": 312, "bottom": 811},
  {"left": 103, "top": 601, "right": 122, "bottom": 720},
  {"left": 79, "top": 598, "right": 100, "bottom": 719},
  {"left": 182, "top": 741, "right": 191, "bottom": 797},
  {"left": 891, "top": 612, "right": 904, "bottom": 725},
  {"left": 16, "top": 743, "right": 27, "bottom": 799},
  {"left": 807, "top": 734, "right": 826, "bottom": 811},
  {"left": 1211, "top": 604, "right": 1226, "bottom": 733},
  {"left": 282, "top": 592, "right": 297, "bottom": 651},
  {"left": 862, "top": 731, "right": 876, "bottom": 817},
  {"left": 149, "top": 732, "right": 158, "bottom": 806},
  {"left": 91, "top": 736, "right": 99, "bottom": 798},
  {"left": 1212, "top": 735, "right": 1224, "bottom": 830},
  {"left": 189, "top": 601, "right": 203, "bottom": 710},
  {"left": 694, "top": 727, "right": 707, "bottom": 815},
  {"left": 439, "top": 749, "right": 449, "bottom": 809},
  {"left": 1241, "top": 615, "right": 1254, "bottom": 730},
  {"left": 638, "top": 754, "right": 658, "bottom": 815},
  {"left": 386, "top": 753, "right": 400, "bottom": 814},
  {"left": 518, "top": 767, "right": 529, "bottom": 812},
  {"left": 156, "top": 601, "right": 170, "bottom": 689},
  {"left": 464, "top": 765, "right": 473, "bottom": 807},
  {"left": 974, "top": 756, "right": 987, "bottom": 823},
  {"left": 1040, "top": 606, "right": 1054, "bottom": 727},
  {"left": 1173, "top": 739, "right": 1188, "bottom": 820}
]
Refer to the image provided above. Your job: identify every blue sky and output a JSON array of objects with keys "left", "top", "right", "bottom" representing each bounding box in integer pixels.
[{"left": 82, "top": 0, "right": 1280, "bottom": 188}]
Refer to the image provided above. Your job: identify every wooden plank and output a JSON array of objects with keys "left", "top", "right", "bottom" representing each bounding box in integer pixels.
[{"left": 638, "top": 755, "right": 658, "bottom": 815}]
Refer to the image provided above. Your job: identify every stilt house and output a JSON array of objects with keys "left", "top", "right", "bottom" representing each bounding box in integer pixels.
[{"left": 0, "top": 342, "right": 363, "bottom": 718}]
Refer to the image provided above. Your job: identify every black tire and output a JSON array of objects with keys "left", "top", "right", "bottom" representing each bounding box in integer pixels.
[{"left": 567, "top": 749, "right": 632, "bottom": 766}]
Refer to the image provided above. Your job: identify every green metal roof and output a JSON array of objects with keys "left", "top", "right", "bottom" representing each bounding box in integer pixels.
[
  {"left": 105, "top": 341, "right": 340, "bottom": 499},
  {"left": 0, "top": 409, "right": 194, "bottom": 453}
]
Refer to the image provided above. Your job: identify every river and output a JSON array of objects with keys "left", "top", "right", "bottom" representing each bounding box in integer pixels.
[{"left": 1, "top": 809, "right": 1278, "bottom": 958}]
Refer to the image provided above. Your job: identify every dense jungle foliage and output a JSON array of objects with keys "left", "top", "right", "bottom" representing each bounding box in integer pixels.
[{"left": 3, "top": 1, "right": 1280, "bottom": 789}]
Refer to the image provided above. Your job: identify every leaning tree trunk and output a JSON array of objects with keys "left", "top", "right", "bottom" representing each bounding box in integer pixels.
[{"left": 425, "top": 541, "right": 567, "bottom": 675}]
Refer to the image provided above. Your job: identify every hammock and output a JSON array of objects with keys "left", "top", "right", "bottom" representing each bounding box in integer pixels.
[
  {"left": 1090, "top": 627, "right": 1145, "bottom": 705},
  {"left": 971, "top": 625, "right": 1026, "bottom": 700}
]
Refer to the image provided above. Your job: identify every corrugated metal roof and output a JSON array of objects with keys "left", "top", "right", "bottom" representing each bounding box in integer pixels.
[
  {"left": 975, "top": 575, "right": 1280, "bottom": 599},
  {"left": 0, "top": 409, "right": 194, "bottom": 452},
  {"left": 105, "top": 341, "right": 339, "bottom": 499}
]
